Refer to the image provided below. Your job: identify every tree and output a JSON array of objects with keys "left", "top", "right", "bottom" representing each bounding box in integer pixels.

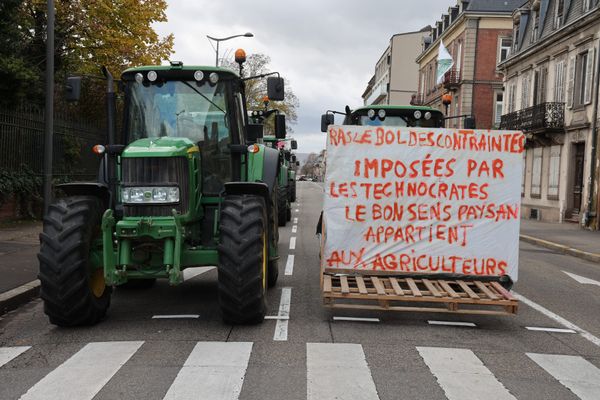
[{"left": 222, "top": 53, "right": 299, "bottom": 132}]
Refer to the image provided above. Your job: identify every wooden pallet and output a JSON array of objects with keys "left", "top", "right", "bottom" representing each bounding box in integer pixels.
[{"left": 322, "top": 274, "right": 518, "bottom": 315}]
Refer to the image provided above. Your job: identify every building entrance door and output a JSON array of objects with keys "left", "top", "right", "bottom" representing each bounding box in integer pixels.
[{"left": 572, "top": 143, "right": 585, "bottom": 216}]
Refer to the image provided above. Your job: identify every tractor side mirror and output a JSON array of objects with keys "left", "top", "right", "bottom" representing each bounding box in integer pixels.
[
  {"left": 291, "top": 154, "right": 297, "bottom": 162},
  {"left": 65, "top": 76, "right": 82, "bottom": 102},
  {"left": 464, "top": 116, "right": 476, "bottom": 129},
  {"left": 291, "top": 140, "right": 298, "bottom": 150},
  {"left": 247, "top": 124, "right": 264, "bottom": 143},
  {"left": 275, "top": 114, "right": 286, "bottom": 139},
  {"left": 321, "top": 113, "right": 334, "bottom": 132},
  {"left": 267, "top": 77, "right": 285, "bottom": 101},
  {"left": 296, "top": 161, "right": 300, "bottom": 166}
]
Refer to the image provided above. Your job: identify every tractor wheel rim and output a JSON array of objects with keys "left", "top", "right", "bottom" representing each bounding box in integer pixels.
[{"left": 89, "top": 269, "right": 106, "bottom": 298}]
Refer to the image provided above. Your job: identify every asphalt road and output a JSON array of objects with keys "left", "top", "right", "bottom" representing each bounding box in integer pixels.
[{"left": 1, "top": 181, "right": 600, "bottom": 400}]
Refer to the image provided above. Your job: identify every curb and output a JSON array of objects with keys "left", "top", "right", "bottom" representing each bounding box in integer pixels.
[
  {"left": 520, "top": 234, "right": 600, "bottom": 263},
  {"left": 0, "top": 280, "right": 40, "bottom": 315}
]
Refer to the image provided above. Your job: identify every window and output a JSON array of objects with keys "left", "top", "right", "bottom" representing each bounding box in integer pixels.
[
  {"left": 499, "top": 38, "right": 512, "bottom": 63},
  {"left": 531, "top": 147, "right": 543, "bottom": 197},
  {"left": 573, "top": 48, "right": 596, "bottom": 107},
  {"left": 508, "top": 83, "right": 517, "bottom": 112},
  {"left": 531, "top": 10, "right": 539, "bottom": 43},
  {"left": 513, "top": 23, "right": 520, "bottom": 51},
  {"left": 548, "top": 145, "right": 561, "bottom": 199},
  {"left": 583, "top": 0, "right": 592, "bottom": 12},
  {"left": 554, "top": 60, "right": 566, "bottom": 102},
  {"left": 455, "top": 41, "right": 462, "bottom": 72},
  {"left": 555, "top": 0, "right": 565, "bottom": 29},
  {"left": 494, "top": 92, "right": 504, "bottom": 127},
  {"left": 521, "top": 73, "right": 531, "bottom": 109},
  {"left": 533, "top": 67, "right": 547, "bottom": 105}
]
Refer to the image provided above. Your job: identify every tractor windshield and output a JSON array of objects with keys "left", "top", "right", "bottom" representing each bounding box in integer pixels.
[{"left": 125, "top": 80, "right": 230, "bottom": 145}]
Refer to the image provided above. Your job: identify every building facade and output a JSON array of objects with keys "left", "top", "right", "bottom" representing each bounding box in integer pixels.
[
  {"left": 413, "top": 0, "right": 521, "bottom": 129},
  {"left": 362, "top": 28, "right": 431, "bottom": 106},
  {"left": 498, "top": 0, "right": 600, "bottom": 227}
]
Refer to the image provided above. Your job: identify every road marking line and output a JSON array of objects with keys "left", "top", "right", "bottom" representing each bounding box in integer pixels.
[
  {"left": 417, "top": 347, "right": 516, "bottom": 400},
  {"left": 264, "top": 316, "right": 290, "bottom": 320},
  {"left": 284, "top": 254, "right": 295, "bottom": 276},
  {"left": 307, "top": 343, "right": 379, "bottom": 400},
  {"left": 0, "top": 346, "right": 30, "bottom": 368},
  {"left": 292, "top": 225, "right": 297, "bottom": 233},
  {"left": 273, "top": 287, "right": 292, "bottom": 341},
  {"left": 332, "top": 316, "right": 380, "bottom": 323},
  {"left": 428, "top": 320, "right": 476, "bottom": 327},
  {"left": 294, "top": 209, "right": 300, "bottom": 212},
  {"left": 526, "top": 327, "right": 577, "bottom": 333},
  {"left": 514, "top": 292, "right": 600, "bottom": 347},
  {"left": 163, "top": 342, "right": 252, "bottom": 400},
  {"left": 152, "top": 315, "right": 200, "bottom": 319},
  {"left": 527, "top": 353, "right": 600, "bottom": 400},
  {"left": 20, "top": 341, "right": 143, "bottom": 400},
  {"left": 183, "top": 266, "right": 215, "bottom": 281},
  {"left": 293, "top": 218, "right": 298, "bottom": 224},
  {"left": 289, "top": 237, "right": 296, "bottom": 250},
  {"left": 563, "top": 271, "right": 600, "bottom": 286}
]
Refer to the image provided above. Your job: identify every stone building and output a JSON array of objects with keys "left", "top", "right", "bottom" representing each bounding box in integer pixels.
[
  {"left": 498, "top": 0, "right": 600, "bottom": 227},
  {"left": 413, "top": 0, "right": 521, "bottom": 129},
  {"left": 362, "top": 27, "right": 431, "bottom": 106}
]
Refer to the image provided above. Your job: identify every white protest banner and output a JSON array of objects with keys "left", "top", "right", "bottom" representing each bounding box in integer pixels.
[{"left": 322, "top": 125, "right": 525, "bottom": 281}]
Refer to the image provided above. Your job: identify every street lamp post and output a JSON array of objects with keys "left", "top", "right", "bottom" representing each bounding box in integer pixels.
[{"left": 206, "top": 32, "right": 254, "bottom": 66}]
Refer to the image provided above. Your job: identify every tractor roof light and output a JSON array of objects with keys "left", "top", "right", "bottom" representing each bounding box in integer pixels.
[
  {"left": 235, "top": 48, "right": 247, "bottom": 64},
  {"left": 367, "top": 109, "right": 376, "bottom": 120},
  {"left": 209, "top": 72, "right": 219, "bottom": 84},
  {"left": 194, "top": 70, "right": 204, "bottom": 81},
  {"left": 424, "top": 111, "right": 432, "bottom": 120},
  {"left": 414, "top": 110, "right": 422, "bottom": 120},
  {"left": 147, "top": 71, "right": 158, "bottom": 82},
  {"left": 134, "top": 73, "right": 144, "bottom": 84},
  {"left": 377, "top": 109, "right": 386, "bottom": 120}
]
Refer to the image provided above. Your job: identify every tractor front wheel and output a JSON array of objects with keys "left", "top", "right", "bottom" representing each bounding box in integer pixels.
[
  {"left": 38, "top": 196, "right": 111, "bottom": 326},
  {"left": 218, "top": 195, "right": 268, "bottom": 324}
]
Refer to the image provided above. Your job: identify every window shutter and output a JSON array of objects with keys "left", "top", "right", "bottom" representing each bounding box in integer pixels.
[
  {"left": 584, "top": 48, "right": 595, "bottom": 104},
  {"left": 567, "top": 56, "right": 575, "bottom": 109}
]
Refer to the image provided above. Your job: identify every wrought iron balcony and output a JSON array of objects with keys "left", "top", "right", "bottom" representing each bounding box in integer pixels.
[
  {"left": 443, "top": 68, "right": 461, "bottom": 89},
  {"left": 500, "top": 102, "right": 565, "bottom": 132}
]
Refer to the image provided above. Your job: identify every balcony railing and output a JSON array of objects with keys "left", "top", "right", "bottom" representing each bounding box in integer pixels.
[
  {"left": 443, "top": 68, "right": 461, "bottom": 89},
  {"left": 500, "top": 102, "right": 565, "bottom": 132}
]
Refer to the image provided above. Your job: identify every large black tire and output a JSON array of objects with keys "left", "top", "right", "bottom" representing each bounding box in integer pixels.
[
  {"left": 38, "top": 196, "right": 111, "bottom": 326},
  {"left": 278, "top": 185, "right": 288, "bottom": 227},
  {"left": 286, "top": 206, "right": 292, "bottom": 222},
  {"left": 290, "top": 181, "right": 296, "bottom": 203},
  {"left": 218, "top": 195, "right": 268, "bottom": 324},
  {"left": 267, "top": 188, "right": 279, "bottom": 288}
]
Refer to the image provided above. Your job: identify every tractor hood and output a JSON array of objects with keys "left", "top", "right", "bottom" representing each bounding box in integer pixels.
[{"left": 122, "top": 137, "right": 196, "bottom": 158}]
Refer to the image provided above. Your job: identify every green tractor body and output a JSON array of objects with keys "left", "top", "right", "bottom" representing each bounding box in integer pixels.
[{"left": 39, "top": 63, "right": 288, "bottom": 326}]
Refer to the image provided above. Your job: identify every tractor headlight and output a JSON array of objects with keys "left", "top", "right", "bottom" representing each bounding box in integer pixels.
[{"left": 121, "top": 187, "right": 180, "bottom": 204}]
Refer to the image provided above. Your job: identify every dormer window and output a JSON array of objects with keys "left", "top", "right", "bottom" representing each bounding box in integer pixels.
[
  {"left": 554, "top": 0, "right": 565, "bottom": 29},
  {"left": 513, "top": 22, "right": 520, "bottom": 51},
  {"left": 531, "top": 10, "right": 539, "bottom": 42}
]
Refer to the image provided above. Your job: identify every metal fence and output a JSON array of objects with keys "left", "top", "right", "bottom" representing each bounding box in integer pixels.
[{"left": 0, "top": 104, "right": 106, "bottom": 180}]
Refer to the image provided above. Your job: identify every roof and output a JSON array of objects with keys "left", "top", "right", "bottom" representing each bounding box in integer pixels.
[
  {"left": 465, "top": 0, "right": 524, "bottom": 12},
  {"left": 122, "top": 65, "right": 239, "bottom": 78}
]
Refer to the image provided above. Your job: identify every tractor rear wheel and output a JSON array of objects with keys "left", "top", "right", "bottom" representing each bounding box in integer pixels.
[
  {"left": 218, "top": 195, "right": 268, "bottom": 324},
  {"left": 277, "top": 186, "right": 288, "bottom": 227},
  {"left": 38, "top": 196, "right": 111, "bottom": 326},
  {"left": 290, "top": 181, "right": 296, "bottom": 203}
]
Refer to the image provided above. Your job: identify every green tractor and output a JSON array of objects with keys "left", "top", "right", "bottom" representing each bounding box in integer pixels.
[{"left": 38, "top": 61, "right": 288, "bottom": 326}]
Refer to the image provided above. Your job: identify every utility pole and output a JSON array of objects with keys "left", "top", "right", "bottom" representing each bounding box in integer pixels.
[{"left": 43, "top": 0, "right": 55, "bottom": 215}]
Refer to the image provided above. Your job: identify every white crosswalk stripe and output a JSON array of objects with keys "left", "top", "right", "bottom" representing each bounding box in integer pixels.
[
  {"left": 417, "top": 346, "right": 517, "bottom": 400},
  {"left": 163, "top": 342, "right": 253, "bottom": 400},
  {"left": 307, "top": 343, "right": 379, "bottom": 400},
  {"left": 527, "top": 353, "right": 600, "bottom": 400},
  {"left": 19, "top": 341, "right": 143, "bottom": 400},
  {"left": 0, "top": 346, "right": 30, "bottom": 368}
]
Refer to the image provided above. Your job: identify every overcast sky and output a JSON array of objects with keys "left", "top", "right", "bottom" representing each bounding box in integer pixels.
[{"left": 155, "top": 0, "right": 451, "bottom": 154}]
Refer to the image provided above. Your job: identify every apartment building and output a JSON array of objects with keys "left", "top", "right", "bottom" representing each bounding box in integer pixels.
[{"left": 498, "top": 0, "right": 600, "bottom": 227}]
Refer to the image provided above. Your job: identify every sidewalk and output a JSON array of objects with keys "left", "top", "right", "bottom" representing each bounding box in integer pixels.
[
  {"left": 0, "top": 220, "right": 41, "bottom": 313},
  {"left": 520, "top": 219, "right": 600, "bottom": 263}
]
